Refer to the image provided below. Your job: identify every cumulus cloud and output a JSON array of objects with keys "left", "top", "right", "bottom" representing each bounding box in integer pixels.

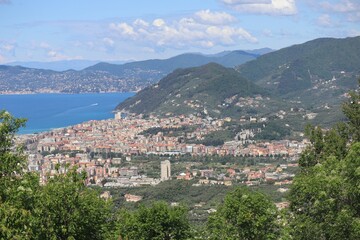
[
  {"left": 195, "top": 9, "right": 236, "bottom": 25},
  {"left": 102, "top": 37, "right": 116, "bottom": 53},
  {"left": 317, "top": 14, "right": 336, "bottom": 27},
  {"left": 110, "top": 22, "right": 136, "bottom": 36},
  {"left": 221, "top": 0, "right": 297, "bottom": 15},
  {"left": 320, "top": 0, "right": 360, "bottom": 21},
  {"left": 1, "top": 43, "right": 15, "bottom": 52},
  {"left": 153, "top": 18, "right": 166, "bottom": 28},
  {"left": 47, "top": 50, "right": 82, "bottom": 61},
  {"left": 0, "top": 41, "right": 16, "bottom": 57},
  {"left": 108, "top": 11, "right": 257, "bottom": 50}
]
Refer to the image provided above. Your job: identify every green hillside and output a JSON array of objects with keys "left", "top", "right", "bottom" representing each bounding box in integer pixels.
[
  {"left": 237, "top": 36, "right": 360, "bottom": 95},
  {"left": 116, "top": 63, "right": 269, "bottom": 117}
]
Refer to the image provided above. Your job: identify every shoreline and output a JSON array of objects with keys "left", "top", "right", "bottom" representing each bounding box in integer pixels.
[{"left": 0, "top": 91, "right": 137, "bottom": 96}]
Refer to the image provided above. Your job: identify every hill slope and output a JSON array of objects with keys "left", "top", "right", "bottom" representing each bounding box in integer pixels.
[
  {"left": 116, "top": 63, "right": 270, "bottom": 117},
  {"left": 237, "top": 36, "right": 360, "bottom": 96}
]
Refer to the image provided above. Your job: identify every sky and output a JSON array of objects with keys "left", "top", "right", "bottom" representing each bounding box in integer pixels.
[{"left": 0, "top": 0, "right": 359, "bottom": 63}]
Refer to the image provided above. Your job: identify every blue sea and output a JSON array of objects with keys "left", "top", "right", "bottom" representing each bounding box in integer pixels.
[{"left": 0, "top": 92, "right": 134, "bottom": 134}]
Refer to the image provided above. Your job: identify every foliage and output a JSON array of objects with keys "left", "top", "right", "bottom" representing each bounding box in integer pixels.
[
  {"left": 298, "top": 123, "right": 348, "bottom": 168},
  {"left": 289, "top": 82, "right": 360, "bottom": 239},
  {"left": 0, "top": 110, "right": 27, "bottom": 197},
  {"left": 207, "top": 187, "right": 279, "bottom": 240},
  {"left": 32, "top": 168, "right": 112, "bottom": 240},
  {"left": 289, "top": 143, "right": 360, "bottom": 239},
  {"left": 0, "top": 111, "right": 112, "bottom": 240},
  {"left": 0, "top": 110, "right": 35, "bottom": 239},
  {"left": 237, "top": 36, "right": 360, "bottom": 94},
  {"left": 254, "top": 121, "right": 291, "bottom": 141},
  {"left": 115, "top": 201, "right": 191, "bottom": 240},
  {"left": 342, "top": 80, "right": 360, "bottom": 142},
  {"left": 116, "top": 63, "right": 267, "bottom": 117}
]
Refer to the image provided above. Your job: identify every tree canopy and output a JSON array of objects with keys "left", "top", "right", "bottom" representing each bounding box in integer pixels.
[
  {"left": 207, "top": 187, "right": 279, "bottom": 240},
  {"left": 115, "top": 201, "right": 191, "bottom": 240},
  {"left": 0, "top": 111, "right": 112, "bottom": 240},
  {"left": 288, "top": 81, "right": 360, "bottom": 239}
]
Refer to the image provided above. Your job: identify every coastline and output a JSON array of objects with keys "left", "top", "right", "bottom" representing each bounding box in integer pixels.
[
  {"left": 1, "top": 92, "right": 135, "bottom": 135},
  {"left": 0, "top": 90, "right": 137, "bottom": 95}
]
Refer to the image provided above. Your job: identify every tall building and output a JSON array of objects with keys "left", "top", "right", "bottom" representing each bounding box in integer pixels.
[{"left": 161, "top": 160, "right": 171, "bottom": 180}]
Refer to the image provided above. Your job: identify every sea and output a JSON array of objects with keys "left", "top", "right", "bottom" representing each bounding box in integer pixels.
[{"left": 0, "top": 92, "right": 134, "bottom": 134}]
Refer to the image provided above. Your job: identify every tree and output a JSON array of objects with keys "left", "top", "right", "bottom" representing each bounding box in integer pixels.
[
  {"left": 32, "top": 168, "right": 112, "bottom": 240},
  {"left": 0, "top": 111, "right": 38, "bottom": 239},
  {"left": 289, "top": 82, "right": 360, "bottom": 239},
  {"left": 298, "top": 123, "right": 348, "bottom": 169},
  {"left": 342, "top": 79, "right": 360, "bottom": 142},
  {"left": 207, "top": 187, "right": 279, "bottom": 240},
  {"left": 115, "top": 201, "right": 191, "bottom": 240},
  {"left": 0, "top": 111, "right": 113, "bottom": 239},
  {"left": 0, "top": 110, "right": 27, "bottom": 200},
  {"left": 289, "top": 143, "right": 360, "bottom": 239}
]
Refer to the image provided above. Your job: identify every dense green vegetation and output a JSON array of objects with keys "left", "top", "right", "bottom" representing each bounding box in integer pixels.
[
  {"left": 114, "top": 202, "right": 191, "bottom": 240},
  {"left": 237, "top": 36, "right": 360, "bottom": 94},
  {"left": 207, "top": 187, "right": 279, "bottom": 239},
  {"left": 116, "top": 38, "right": 360, "bottom": 131},
  {"left": 116, "top": 62, "right": 268, "bottom": 117},
  {"left": 287, "top": 83, "right": 360, "bottom": 239},
  {"left": 0, "top": 111, "right": 112, "bottom": 239}
]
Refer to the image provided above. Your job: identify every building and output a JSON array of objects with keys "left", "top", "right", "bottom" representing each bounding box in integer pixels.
[{"left": 161, "top": 160, "right": 171, "bottom": 180}]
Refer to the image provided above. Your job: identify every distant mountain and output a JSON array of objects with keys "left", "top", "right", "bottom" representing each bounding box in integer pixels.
[
  {"left": 116, "top": 63, "right": 269, "bottom": 117},
  {"left": 244, "top": 48, "right": 274, "bottom": 56},
  {"left": 237, "top": 36, "right": 360, "bottom": 97},
  {"left": 6, "top": 60, "right": 100, "bottom": 71},
  {"left": 85, "top": 50, "right": 259, "bottom": 85},
  {"left": 5, "top": 59, "right": 130, "bottom": 71},
  {"left": 0, "top": 49, "right": 265, "bottom": 94},
  {"left": 0, "top": 65, "right": 143, "bottom": 93}
]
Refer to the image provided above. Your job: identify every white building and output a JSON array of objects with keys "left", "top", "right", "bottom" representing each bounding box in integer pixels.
[{"left": 161, "top": 160, "right": 171, "bottom": 180}]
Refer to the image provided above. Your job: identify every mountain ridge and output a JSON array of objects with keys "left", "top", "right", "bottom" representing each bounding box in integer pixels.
[
  {"left": 237, "top": 36, "right": 360, "bottom": 95},
  {"left": 116, "top": 63, "right": 269, "bottom": 117}
]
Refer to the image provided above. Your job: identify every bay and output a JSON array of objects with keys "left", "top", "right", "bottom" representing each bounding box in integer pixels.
[{"left": 0, "top": 92, "right": 134, "bottom": 134}]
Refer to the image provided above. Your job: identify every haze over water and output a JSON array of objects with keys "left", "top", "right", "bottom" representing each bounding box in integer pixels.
[{"left": 0, "top": 92, "right": 134, "bottom": 134}]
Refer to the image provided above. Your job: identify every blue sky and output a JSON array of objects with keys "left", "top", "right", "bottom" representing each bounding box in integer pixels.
[{"left": 0, "top": 0, "right": 359, "bottom": 63}]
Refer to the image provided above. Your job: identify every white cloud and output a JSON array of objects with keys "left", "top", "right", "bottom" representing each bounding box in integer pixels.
[
  {"left": 1, "top": 43, "right": 15, "bottom": 52},
  {"left": 152, "top": 18, "right": 166, "bottom": 27},
  {"left": 103, "top": 37, "right": 114, "bottom": 47},
  {"left": 320, "top": 0, "right": 360, "bottom": 22},
  {"left": 320, "top": 0, "right": 358, "bottom": 12},
  {"left": 221, "top": 0, "right": 297, "bottom": 15},
  {"left": 47, "top": 50, "right": 82, "bottom": 61},
  {"left": 133, "top": 19, "right": 149, "bottom": 27},
  {"left": 0, "top": 41, "right": 16, "bottom": 57},
  {"left": 317, "top": 14, "right": 335, "bottom": 27},
  {"left": 102, "top": 37, "right": 116, "bottom": 53},
  {"left": 109, "top": 22, "right": 136, "bottom": 36},
  {"left": 109, "top": 11, "right": 257, "bottom": 50},
  {"left": 195, "top": 9, "right": 236, "bottom": 25},
  {"left": 348, "top": 29, "right": 360, "bottom": 37}
]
